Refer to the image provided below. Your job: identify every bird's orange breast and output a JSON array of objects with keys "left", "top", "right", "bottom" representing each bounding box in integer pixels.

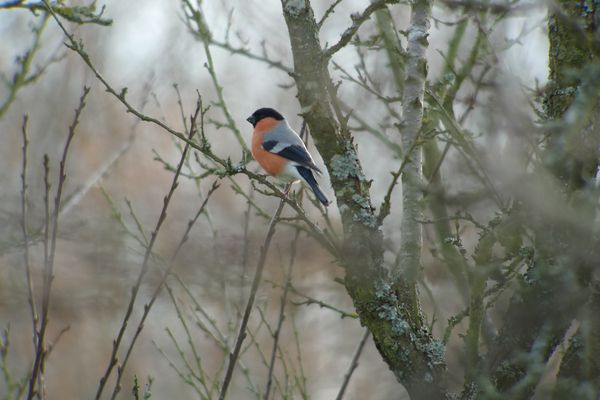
[{"left": 252, "top": 117, "right": 287, "bottom": 176}]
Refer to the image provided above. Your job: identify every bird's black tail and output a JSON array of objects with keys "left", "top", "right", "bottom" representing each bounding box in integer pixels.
[{"left": 296, "top": 166, "right": 330, "bottom": 206}]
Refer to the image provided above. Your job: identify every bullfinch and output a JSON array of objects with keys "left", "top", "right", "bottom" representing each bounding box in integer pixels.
[{"left": 246, "top": 107, "right": 331, "bottom": 206}]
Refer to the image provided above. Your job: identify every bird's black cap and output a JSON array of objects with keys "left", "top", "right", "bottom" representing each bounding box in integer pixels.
[{"left": 246, "top": 107, "right": 284, "bottom": 127}]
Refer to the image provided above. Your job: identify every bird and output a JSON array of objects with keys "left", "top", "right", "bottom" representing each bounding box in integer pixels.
[{"left": 246, "top": 107, "right": 331, "bottom": 206}]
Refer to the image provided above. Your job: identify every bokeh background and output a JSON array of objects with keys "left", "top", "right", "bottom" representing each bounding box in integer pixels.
[{"left": 0, "top": 0, "right": 548, "bottom": 398}]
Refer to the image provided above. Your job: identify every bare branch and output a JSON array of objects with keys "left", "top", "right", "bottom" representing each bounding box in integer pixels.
[
  {"left": 0, "top": 1, "right": 112, "bottom": 25},
  {"left": 324, "top": 0, "right": 399, "bottom": 59},
  {"left": 317, "top": 0, "right": 344, "bottom": 28},
  {"left": 20, "top": 115, "right": 39, "bottom": 350},
  {"left": 27, "top": 86, "right": 89, "bottom": 400},
  {"left": 211, "top": 39, "right": 292, "bottom": 73}
]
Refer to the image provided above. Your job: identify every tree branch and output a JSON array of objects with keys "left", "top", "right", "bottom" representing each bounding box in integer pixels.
[{"left": 324, "top": 0, "right": 400, "bottom": 59}]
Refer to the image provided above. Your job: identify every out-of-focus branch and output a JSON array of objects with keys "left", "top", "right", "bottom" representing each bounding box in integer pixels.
[
  {"left": 439, "top": 0, "right": 540, "bottom": 14},
  {"left": 375, "top": 5, "right": 406, "bottom": 94},
  {"left": 1, "top": 328, "right": 26, "bottom": 398},
  {"left": 0, "top": 14, "right": 49, "bottom": 119},
  {"left": 426, "top": 90, "right": 505, "bottom": 208},
  {"left": 210, "top": 39, "right": 292, "bottom": 73},
  {"left": 338, "top": 99, "right": 403, "bottom": 156},
  {"left": 182, "top": 0, "right": 248, "bottom": 152},
  {"left": 0, "top": 1, "right": 112, "bottom": 25}
]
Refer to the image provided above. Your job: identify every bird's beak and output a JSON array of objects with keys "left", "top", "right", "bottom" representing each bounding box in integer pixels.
[{"left": 246, "top": 116, "right": 256, "bottom": 126}]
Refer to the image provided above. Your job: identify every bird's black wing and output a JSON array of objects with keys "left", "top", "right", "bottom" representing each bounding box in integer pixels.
[{"left": 262, "top": 140, "right": 321, "bottom": 173}]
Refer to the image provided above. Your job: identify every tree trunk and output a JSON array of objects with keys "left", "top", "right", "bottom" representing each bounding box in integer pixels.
[{"left": 280, "top": 0, "right": 447, "bottom": 398}]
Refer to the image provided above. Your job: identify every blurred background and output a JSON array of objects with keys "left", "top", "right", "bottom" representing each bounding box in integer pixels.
[{"left": 0, "top": 0, "right": 549, "bottom": 398}]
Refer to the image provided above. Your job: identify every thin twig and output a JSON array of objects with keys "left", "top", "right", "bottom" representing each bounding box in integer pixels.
[
  {"left": 264, "top": 230, "right": 300, "bottom": 400},
  {"left": 240, "top": 186, "right": 254, "bottom": 309},
  {"left": 377, "top": 132, "right": 425, "bottom": 225},
  {"left": 335, "top": 329, "right": 370, "bottom": 400},
  {"left": 0, "top": 14, "right": 50, "bottom": 119},
  {"left": 59, "top": 77, "right": 154, "bottom": 218},
  {"left": 27, "top": 86, "right": 88, "bottom": 400},
  {"left": 110, "top": 176, "right": 218, "bottom": 399},
  {"left": 171, "top": 273, "right": 229, "bottom": 348},
  {"left": 273, "top": 282, "right": 358, "bottom": 319},
  {"left": 20, "top": 115, "right": 39, "bottom": 348},
  {"left": 210, "top": 39, "right": 292, "bottom": 73},
  {"left": 218, "top": 184, "right": 291, "bottom": 400},
  {"left": 318, "top": 0, "right": 344, "bottom": 28},
  {"left": 160, "top": 293, "right": 211, "bottom": 399},
  {"left": 324, "top": 0, "right": 399, "bottom": 59}
]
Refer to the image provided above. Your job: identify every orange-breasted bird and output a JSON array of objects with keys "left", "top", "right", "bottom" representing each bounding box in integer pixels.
[{"left": 246, "top": 107, "right": 330, "bottom": 206}]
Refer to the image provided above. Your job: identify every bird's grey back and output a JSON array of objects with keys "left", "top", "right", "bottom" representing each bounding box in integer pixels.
[{"left": 264, "top": 120, "right": 306, "bottom": 148}]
